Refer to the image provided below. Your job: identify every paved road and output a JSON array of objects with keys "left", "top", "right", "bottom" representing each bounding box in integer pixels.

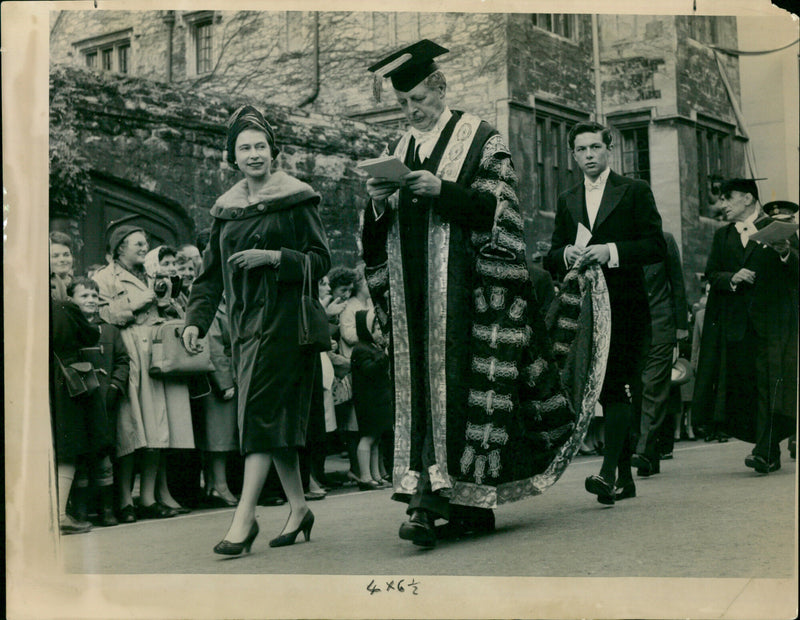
[{"left": 60, "top": 438, "right": 796, "bottom": 578}]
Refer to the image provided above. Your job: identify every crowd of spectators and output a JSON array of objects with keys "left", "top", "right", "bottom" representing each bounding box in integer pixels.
[{"left": 49, "top": 228, "right": 397, "bottom": 534}]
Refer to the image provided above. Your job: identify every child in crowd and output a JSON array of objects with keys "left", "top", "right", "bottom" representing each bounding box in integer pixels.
[
  {"left": 174, "top": 253, "right": 196, "bottom": 311},
  {"left": 350, "top": 308, "right": 393, "bottom": 490},
  {"left": 67, "top": 277, "right": 130, "bottom": 526}
]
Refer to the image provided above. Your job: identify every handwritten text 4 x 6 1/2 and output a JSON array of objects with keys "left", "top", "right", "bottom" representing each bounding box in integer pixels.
[{"left": 366, "top": 578, "right": 420, "bottom": 595}]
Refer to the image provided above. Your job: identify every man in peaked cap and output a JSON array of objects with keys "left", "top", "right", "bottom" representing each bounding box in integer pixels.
[
  {"left": 360, "top": 40, "right": 536, "bottom": 547},
  {"left": 762, "top": 200, "right": 799, "bottom": 222},
  {"left": 692, "top": 178, "right": 798, "bottom": 474}
]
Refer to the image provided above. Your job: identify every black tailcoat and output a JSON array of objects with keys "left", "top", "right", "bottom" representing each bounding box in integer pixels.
[{"left": 544, "top": 170, "right": 665, "bottom": 403}]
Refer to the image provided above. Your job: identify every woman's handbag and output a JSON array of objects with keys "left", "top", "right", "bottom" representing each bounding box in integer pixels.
[
  {"left": 298, "top": 255, "right": 332, "bottom": 352},
  {"left": 55, "top": 353, "right": 101, "bottom": 398},
  {"left": 149, "top": 319, "right": 215, "bottom": 378},
  {"left": 331, "top": 373, "right": 353, "bottom": 406}
]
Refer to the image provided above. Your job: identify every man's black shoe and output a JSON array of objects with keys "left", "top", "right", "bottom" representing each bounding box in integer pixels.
[
  {"left": 399, "top": 509, "right": 436, "bottom": 548},
  {"left": 633, "top": 453, "right": 660, "bottom": 477},
  {"left": 745, "top": 454, "right": 781, "bottom": 474},
  {"left": 585, "top": 475, "right": 615, "bottom": 505},
  {"left": 614, "top": 481, "right": 636, "bottom": 501}
]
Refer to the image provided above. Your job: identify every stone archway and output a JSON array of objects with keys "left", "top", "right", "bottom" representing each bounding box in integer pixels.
[{"left": 76, "top": 171, "right": 195, "bottom": 272}]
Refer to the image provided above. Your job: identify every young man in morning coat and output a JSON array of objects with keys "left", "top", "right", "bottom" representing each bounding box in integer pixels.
[{"left": 544, "top": 121, "right": 665, "bottom": 504}]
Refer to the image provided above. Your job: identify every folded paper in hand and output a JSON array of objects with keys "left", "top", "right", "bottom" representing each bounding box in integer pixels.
[
  {"left": 749, "top": 220, "right": 799, "bottom": 245},
  {"left": 356, "top": 156, "right": 411, "bottom": 182},
  {"left": 574, "top": 223, "right": 592, "bottom": 249}
]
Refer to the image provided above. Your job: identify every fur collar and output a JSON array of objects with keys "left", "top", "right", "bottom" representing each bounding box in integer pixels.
[{"left": 212, "top": 171, "right": 319, "bottom": 217}]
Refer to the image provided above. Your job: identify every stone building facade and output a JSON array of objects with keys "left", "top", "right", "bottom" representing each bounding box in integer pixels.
[
  {"left": 51, "top": 10, "right": 748, "bottom": 301},
  {"left": 49, "top": 64, "right": 388, "bottom": 271}
]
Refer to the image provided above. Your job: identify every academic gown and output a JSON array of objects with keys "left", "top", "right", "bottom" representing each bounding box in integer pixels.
[
  {"left": 362, "top": 111, "right": 611, "bottom": 508},
  {"left": 692, "top": 218, "right": 798, "bottom": 440}
]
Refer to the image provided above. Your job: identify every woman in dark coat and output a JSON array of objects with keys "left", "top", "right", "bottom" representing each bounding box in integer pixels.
[{"left": 183, "top": 105, "right": 331, "bottom": 554}]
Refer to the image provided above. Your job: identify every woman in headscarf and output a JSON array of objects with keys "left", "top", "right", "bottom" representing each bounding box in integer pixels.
[
  {"left": 144, "top": 245, "right": 185, "bottom": 317},
  {"left": 183, "top": 105, "right": 331, "bottom": 554}
]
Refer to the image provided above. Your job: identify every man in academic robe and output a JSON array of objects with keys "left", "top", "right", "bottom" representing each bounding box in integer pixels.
[
  {"left": 361, "top": 40, "right": 605, "bottom": 548},
  {"left": 692, "top": 181, "right": 798, "bottom": 473},
  {"left": 360, "top": 39, "right": 522, "bottom": 547},
  {"left": 544, "top": 121, "right": 665, "bottom": 504}
]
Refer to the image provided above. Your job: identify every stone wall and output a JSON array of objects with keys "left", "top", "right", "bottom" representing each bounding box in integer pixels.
[
  {"left": 50, "top": 10, "right": 172, "bottom": 81},
  {"left": 598, "top": 15, "right": 677, "bottom": 116},
  {"left": 49, "top": 64, "right": 390, "bottom": 266},
  {"left": 51, "top": 11, "right": 509, "bottom": 127},
  {"left": 506, "top": 14, "right": 595, "bottom": 111},
  {"left": 675, "top": 17, "right": 740, "bottom": 122},
  {"left": 49, "top": 10, "right": 748, "bottom": 297}
]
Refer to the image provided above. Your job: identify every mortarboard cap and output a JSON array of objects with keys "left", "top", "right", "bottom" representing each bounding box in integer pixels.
[
  {"left": 762, "top": 200, "right": 799, "bottom": 217},
  {"left": 720, "top": 177, "right": 767, "bottom": 202},
  {"left": 368, "top": 39, "right": 448, "bottom": 101}
]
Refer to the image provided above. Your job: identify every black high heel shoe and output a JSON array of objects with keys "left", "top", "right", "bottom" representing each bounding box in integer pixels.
[
  {"left": 213, "top": 520, "right": 259, "bottom": 556},
  {"left": 269, "top": 510, "right": 314, "bottom": 547}
]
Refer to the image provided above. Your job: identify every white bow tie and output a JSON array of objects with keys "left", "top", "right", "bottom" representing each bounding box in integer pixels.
[
  {"left": 585, "top": 180, "right": 603, "bottom": 191},
  {"left": 735, "top": 221, "right": 755, "bottom": 246}
]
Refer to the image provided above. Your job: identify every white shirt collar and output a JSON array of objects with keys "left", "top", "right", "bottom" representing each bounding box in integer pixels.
[
  {"left": 409, "top": 107, "right": 452, "bottom": 162},
  {"left": 735, "top": 208, "right": 760, "bottom": 232},
  {"left": 584, "top": 166, "right": 611, "bottom": 190},
  {"left": 409, "top": 107, "right": 452, "bottom": 141}
]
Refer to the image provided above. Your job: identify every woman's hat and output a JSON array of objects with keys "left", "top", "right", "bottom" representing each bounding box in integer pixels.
[
  {"left": 225, "top": 104, "right": 279, "bottom": 169},
  {"left": 107, "top": 224, "right": 145, "bottom": 257},
  {"left": 671, "top": 357, "right": 693, "bottom": 385}
]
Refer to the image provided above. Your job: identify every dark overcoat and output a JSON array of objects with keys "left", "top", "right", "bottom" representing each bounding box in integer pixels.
[
  {"left": 50, "top": 300, "right": 112, "bottom": 460},
  {"left": 82, "top": 317, "right": 130, "bottom": 443},
  {"left": 692, "top": 218, "right": 798, "bottom": 438},
  {"left": 644, "top": 231, "right": 689, "bottom": 345},
  {"left": 350, "top": 311, "right": 394, "bottom": 437},
  {"left": 185, "top": 171, "right": 331, "bottom": 452}
]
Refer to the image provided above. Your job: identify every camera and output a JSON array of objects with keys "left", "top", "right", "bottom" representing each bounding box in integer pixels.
[{"left": 153, "top": 276, "right": 170, "bottom": 297}]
